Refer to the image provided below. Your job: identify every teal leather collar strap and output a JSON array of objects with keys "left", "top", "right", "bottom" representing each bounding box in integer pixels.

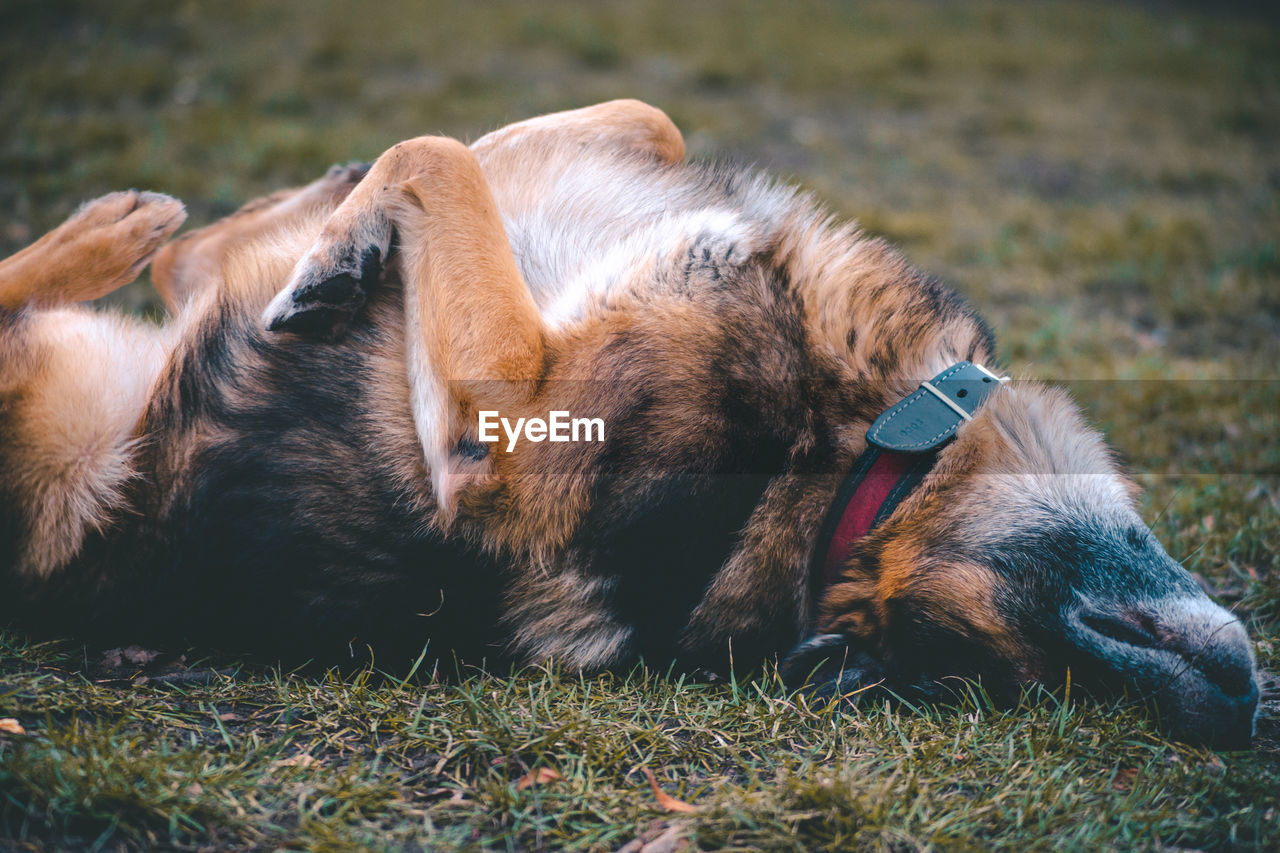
[
  {"left": 810, "top": 361, "right": 1009, "bottom": 594},
  {"left": 866, "top": 361, "right": 1008, "bottom": 452}
]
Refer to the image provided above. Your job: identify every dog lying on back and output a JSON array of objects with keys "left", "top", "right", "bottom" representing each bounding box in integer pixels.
[{"left": 0, "top": 101, "right": 1258, "bottom": 747}]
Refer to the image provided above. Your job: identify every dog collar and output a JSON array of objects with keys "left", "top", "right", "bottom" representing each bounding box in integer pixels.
[{"left": 812, "top": 361, "right": 1008, "bottom": 588}]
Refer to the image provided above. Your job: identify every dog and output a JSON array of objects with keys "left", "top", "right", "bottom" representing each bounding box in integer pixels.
[{"left": 0, "top": 100, "right": 1258, "bottom": 747}]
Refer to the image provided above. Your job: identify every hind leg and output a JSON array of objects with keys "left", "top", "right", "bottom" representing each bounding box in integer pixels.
[
  {"left": 152, "top": 101, "right": 679, "bottom": 313},
  {"left": 0, "top": 191, "right": 186, "bottom": 311},
  {"left": 151, "top": 162, "right": 369, "bottom": 312},
  {"left": 469, "top": 99, "right": 684, "bottom": 214},
  {"left": 470, "top": 98, "right": 684, "bottom": 166}
]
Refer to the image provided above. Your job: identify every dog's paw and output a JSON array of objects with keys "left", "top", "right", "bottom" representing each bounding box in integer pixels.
[
  {"left": 71, "top": 190, "right": 183, "bottom": 232},
  {"left": 262, "top": 210, "right": 390, "bottom": 339},
  {"left": 317, "top": 161, "right": 371, "bottom": 192},
  {"left": 112, "top": 192, "right": 189, "bottom": 281},
  {"left": 49, "top": 191, "right": 187, "bottom": 301},
  {"left": 73, "top": 191, "right": 187, "bottom": 259},
  {"left": 231, "top": 162, "right": 370, "bottom": 221}
]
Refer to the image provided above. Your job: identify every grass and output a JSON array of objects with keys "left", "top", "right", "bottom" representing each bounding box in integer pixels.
[
  {"left": 2, "top": 639, "right": 1277, "bottom": 851},
  {"left": 1, "top": 0, "right": 1278, "bottom": 849}
]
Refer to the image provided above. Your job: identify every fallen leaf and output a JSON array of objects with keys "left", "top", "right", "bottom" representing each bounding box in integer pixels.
[
  {"left": 218, "top": 712, "right": 244, "bottom": 722},
  {"left": 0, "top": 719, "right": 26, "bottom": 736},
  {"left": 276, "top": 754, "right": 315, "bottom": 768},
  {"left": 1112, "top": 767, "right": 1140, "bottom": 791},
  {"left": 123, "top": 645, "right": 160, "bottom": 665},
  {"left": 618, "top": 821, "right": 691, "bottom": 852},
  {"left": 516, "top": 767, "right": 562, "bottom": 790},
  {"left": 1201, "top": 755, "right": 1226, "bottom": 776},
  {"left": 642, "top": 768, "right": 699, "bottom": 813}
]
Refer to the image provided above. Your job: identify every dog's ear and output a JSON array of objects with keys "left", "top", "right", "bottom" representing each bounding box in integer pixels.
[{"left": 780, "top": 633, "right": 888, "bottom": 698}]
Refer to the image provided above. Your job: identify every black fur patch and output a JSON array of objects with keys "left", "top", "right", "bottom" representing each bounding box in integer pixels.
[{"left": 268, "top": 246, "right": 383, "bottom": 338}]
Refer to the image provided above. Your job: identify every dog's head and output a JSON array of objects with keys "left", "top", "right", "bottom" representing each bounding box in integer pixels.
[{"left": 784, "top": 379, "right": 1258, "bottom": 748}]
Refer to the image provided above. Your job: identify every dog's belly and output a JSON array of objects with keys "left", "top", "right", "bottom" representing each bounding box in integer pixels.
[
  {"left": 171, "top": 425, "right": 489, "bottom": 662},
  {"left": 497, "top": 159, "right": 797, "bottom": 332},
  {"left": 137, "top": 296, "right": 790, "bottom": 669},
  {"left": 86, "top": 299, "right": 507, "bottom": 665},
  {"left": 522, "top": 207, "right": 761, "bottom": 330}
]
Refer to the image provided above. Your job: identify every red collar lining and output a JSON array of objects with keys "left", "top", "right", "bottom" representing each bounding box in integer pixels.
[
  {"left": 811, "top": 361, "right": 1007, "bottom": 595},
  {"left": 814, "top": 447, "right": 939, "bottom": 589}
]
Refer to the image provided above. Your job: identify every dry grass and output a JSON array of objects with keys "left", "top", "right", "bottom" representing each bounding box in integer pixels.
[{"left": 1, "top": 0, "right": 1277, "bottom": 849}]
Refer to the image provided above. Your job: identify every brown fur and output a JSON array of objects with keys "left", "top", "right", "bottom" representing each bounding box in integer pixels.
[{"left": 0, "top": 192, "right": 184, "bottom": 580}]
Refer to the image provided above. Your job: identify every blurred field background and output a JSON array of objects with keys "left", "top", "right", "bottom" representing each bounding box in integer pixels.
[{"left": 1, "top": 0, "right": 1278, "bottom": 849}]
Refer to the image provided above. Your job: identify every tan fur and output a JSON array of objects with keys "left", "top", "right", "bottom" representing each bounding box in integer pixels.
[
  {"left": 245, "top": 101, "right": 1011, "bottom": 664},
  {"left": 6, "top": 311, "right": 170, "bottom": 578},
  {"left": 469, "top": 99, "right": 685, "bottom": 214},
  {"left": 0, "top": 191, "right": 184, "bottom": 578},
  {"left": 0, "top": 191, "right": 185, "bottom": 310},
  {"left": 0, "top": 101, "right": 998, "bottom": 651},
  {"left": 0, "top": 101, "right": 1148, "bottom": 680},
  {"left": 262, "top": 138, "right": 546, "bottom": 517},
  {"left": 817, "top": 380, "right": 1136, "bottom": 673},
  {"left": 259, "top": 102, "right": 688, "bottom": 520},
  {"left": 153, "top": 165, "right": 365, "bottom": 311},
  {"left": 474, "top": 99, "right": 685, "bottom": 167}
]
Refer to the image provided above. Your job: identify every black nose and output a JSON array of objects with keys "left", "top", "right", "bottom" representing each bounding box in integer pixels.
[{"left": 1067, "top": 597, "right": 1258, "bottom": 749}]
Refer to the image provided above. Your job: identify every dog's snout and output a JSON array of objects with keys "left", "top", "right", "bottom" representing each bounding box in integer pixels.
[
  {"left": 1078, "top": 608, "right": 1159, "bottom": 650},
  {"left": 1068, "top": 596, "right": 1258, "bottom": 747},
  {"left": 1154, "top": 604, "right": 1255, "bottom": 699},
  {"left": 1077, "top": 600, "right": 1254, "bottom": 696}
]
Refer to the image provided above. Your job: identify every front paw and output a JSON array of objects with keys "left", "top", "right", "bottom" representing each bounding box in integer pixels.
[
  {"left": 52, "top": 191, "right": 187, "bottom": 302},
  {"left": 262, "top": 212, "right": 389, "bottom": 339},
  {"left": 780, "top": 632, "right": 886, "bottom": 699}
]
